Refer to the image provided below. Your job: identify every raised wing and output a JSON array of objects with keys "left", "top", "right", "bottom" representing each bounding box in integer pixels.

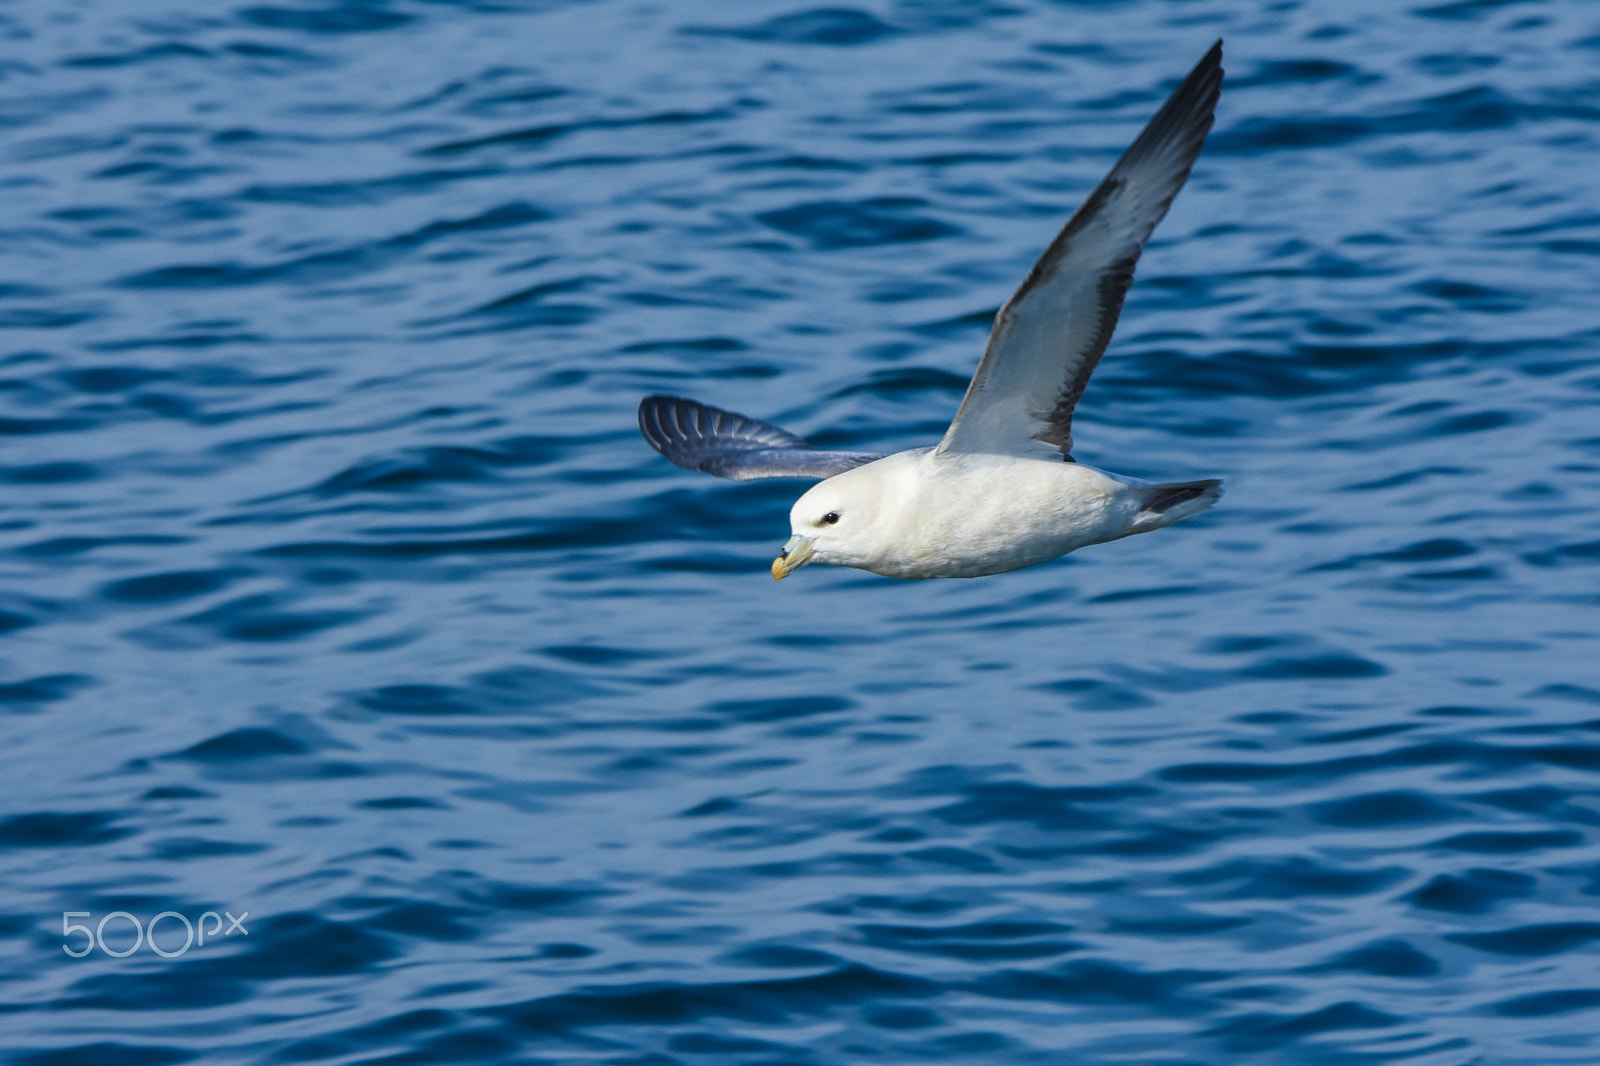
[
  {"left": 934, "top": 40, "right": 1223, "bottom": 462},
  {"left": 639, "top": 395, "right": 882, "bottom": 481}
]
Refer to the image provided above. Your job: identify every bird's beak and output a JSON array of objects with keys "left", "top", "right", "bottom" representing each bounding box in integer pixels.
[{"left": 771, "top": 535, "right": 816, "bottom": 581}]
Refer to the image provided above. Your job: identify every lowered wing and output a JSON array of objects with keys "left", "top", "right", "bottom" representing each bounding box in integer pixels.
[
  {"left": 639, "top": 395, "right": 882, "bottom": 481},
  {"left": 934, "top": 41, "right": 1223, "bottom": 462}
]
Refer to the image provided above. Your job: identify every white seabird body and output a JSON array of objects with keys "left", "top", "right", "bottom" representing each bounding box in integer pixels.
[
  {"left": 639, "top": 42, "right": 1227, "bottom": 583},
  {"left": 781, "top": 450, "right": 1221, "bottom": 580}
]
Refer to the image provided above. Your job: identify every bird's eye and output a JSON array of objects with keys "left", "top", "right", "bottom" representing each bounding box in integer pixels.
[{"left": 821, "top": 511, "right": 840, "bottom": 526}]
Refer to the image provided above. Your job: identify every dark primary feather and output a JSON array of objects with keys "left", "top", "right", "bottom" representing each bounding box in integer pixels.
[
  {"left": 638, "top": 395, "right": 882, "bottom": 481},
  {"left": 935, "top": 40, "right": 1224, "bottom": 462}
]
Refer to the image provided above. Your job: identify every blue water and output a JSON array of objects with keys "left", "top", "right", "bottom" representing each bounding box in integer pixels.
[{"left": 3, "top": 0, "right": 1600, "bottom": 1062}]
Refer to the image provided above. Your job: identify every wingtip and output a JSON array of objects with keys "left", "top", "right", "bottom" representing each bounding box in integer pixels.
[
  {"left": 638, "top": 394, "right": 694, "bottom": 456},
  {"left": 638, "top": 393, "right": 686, "bottom": 423},
  {"left": 1191, "top": 38, "right": 1225, "bottom": 91}
]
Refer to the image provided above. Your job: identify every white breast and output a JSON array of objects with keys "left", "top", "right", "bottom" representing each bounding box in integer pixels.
[{"left": 866, "top": 452, "right": 1145, "bottom": 579}]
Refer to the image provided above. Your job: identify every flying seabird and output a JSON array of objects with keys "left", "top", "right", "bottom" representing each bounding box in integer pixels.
[{"left": 639, "top": 41, "right": 1225, "bottom": 581}]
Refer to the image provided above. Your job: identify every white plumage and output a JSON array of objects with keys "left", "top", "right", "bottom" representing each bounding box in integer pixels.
[{"left": 640, "top": 42, "right": 1226, "bottom": 581}]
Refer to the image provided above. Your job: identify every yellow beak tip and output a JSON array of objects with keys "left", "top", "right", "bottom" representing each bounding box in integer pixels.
[
  {"left": 771, "top": 534, "right": 812, "bottom": 576},
  {"left": 771, "top": 535, "right": 814, "bottom": 582}
]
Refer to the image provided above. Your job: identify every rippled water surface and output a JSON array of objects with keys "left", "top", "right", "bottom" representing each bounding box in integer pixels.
[{"left": 4, "top": 0, "right": 1600, "bottom": 1062}]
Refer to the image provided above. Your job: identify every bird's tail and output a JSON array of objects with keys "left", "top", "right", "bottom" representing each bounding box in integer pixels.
[{"left": 1129, "top": 478, "right": 1223, "bottom": 532}]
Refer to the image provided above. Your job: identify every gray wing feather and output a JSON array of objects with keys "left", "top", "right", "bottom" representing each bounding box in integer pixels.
[
  {"left": 639, "top": 395, "right": 882, "bottom": 480},
  {"left": 935, "top": 40, "right": 1223, "bottom": 462}
]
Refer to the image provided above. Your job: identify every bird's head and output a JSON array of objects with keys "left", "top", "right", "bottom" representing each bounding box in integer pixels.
[{"left": 771, "top": 459, "right": 904, "bottom": 580}]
